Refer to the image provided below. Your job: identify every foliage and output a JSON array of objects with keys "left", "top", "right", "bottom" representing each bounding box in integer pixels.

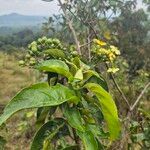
[
  {"left": 0, "top": 28, "right": 42, "bottom": 52},
  {"left": 110, "top": 8, "right": 150, "bottom": 75},
  {"left": 0, "top": 0, "right": 149, "bottom": 149},
  {"left": 0, "top": 37, "right": 121, "bottom": 149},
  {"left": 129, "top": 107, "right": 150, "bottom": 149},
  {"left": 0, "top": 136, "right": 6, "bottom": 150}
]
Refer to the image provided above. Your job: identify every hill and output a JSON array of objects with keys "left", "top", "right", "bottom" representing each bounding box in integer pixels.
[{"left": 0, "top": 13, "right": 45, "bottom": 27}]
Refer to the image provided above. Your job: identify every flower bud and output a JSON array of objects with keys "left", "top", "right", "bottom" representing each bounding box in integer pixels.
[{"left": 19, "top": 60, "right": 25, "bottom": 66}]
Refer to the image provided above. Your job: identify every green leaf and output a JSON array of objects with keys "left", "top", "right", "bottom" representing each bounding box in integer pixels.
[
  {"left": 36, "top": 106, "right": 57, "bottom": 129},
  {"left": 71, "top": 57, "right": 80, "bottom": 68},
  {"left": 83, "top": 70, "right": 108, "bottom": 91},
  {"left": 0, "top": 83, "right": 79, "bottom": 126},
  {"left": 0, "top": 136, "right": 6, "bottom": 150},
  {"left": 80, "top": 61, "right": 90, "bottom": 70},
  {"left": 87, "top": 76, "right": 108, "bottom": 92},
  {"left": 36, "top": 107, "right": 50, "bottom": 129},
  {"left": 44, "top": 49, "right": 66, "bottom": 59},
  {"left": 36, "top": 59, "right": 73, "bottom": 81},
  {"left": 77, "top": 130, "right": 99, "bottom": 150},
  {"left": 65, "top": 60, "right": 78, "bottom": 75},
  {"left": 131, "top": 133, "right": 146, "bottom": 143},
  {"left": 83, "top": 70, "right": 100, "bottom": 79},
  {"left": 84, "top": 83, "right": 120, "bottom": 140},
  {"left": 61, "top": 145, "right": 78, "bottom": 150},
  {"left": 86, "top": 124, "right": 109, "bottom": 139},
  {"left": 74, "top": 69, "right": 83, "bottom": 80},
  {"left": 31, "top": 119, "right": 65, "bottom": 150},
  {"left": 63, "top": 105, "right": 85, "bottom": 132}
]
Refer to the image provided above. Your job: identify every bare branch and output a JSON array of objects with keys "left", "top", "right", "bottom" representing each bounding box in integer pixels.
[
  {"left": 80, "top": 40, "right": 93, "bottom": 48},
  {"left": 130, "top": 82, "right": 150, "bottom": 111},
  {"left": 57, "top": 0, "right": 81, "bottom": 55},
  {"left": 66, "top": 7, "right": 99, "bottom": 39},
  {"left": 105, "top": 63, "right": 131, "bottom": 109},
  {"left": 87, "top": 31, "right": 91, "bottom": 62}
]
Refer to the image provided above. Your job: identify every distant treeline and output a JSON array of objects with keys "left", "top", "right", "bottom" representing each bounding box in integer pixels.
[{"left": 0, "top": 28, "right": 43, "bottom": 51}]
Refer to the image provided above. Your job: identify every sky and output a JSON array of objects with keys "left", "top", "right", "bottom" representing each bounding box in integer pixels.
[
  {"left": 0, "top": 0, "right": 146, "bottom": 16},
  {"left": 0, "top": 0, "right": 60, "bottom": 16}
]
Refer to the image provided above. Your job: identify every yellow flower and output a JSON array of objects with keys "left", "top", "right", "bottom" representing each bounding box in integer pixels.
[
  {"left": 110, "top": 45, "right": 120, "bottom": 55},
  {"left": 115, "top": 50, "right": 120, "bottom": 55},
  {"left": 107, "top": 68, "right": 119, "bottom": 73},
  {"left": 104, "top": 31, "right": 111, "bottom": 40},
  {"left": 108, "top": 52, "right": 116, "bottom": 61},
  {"left": 93, "top": 39, "right": 107, "bottom": 46},
  {"left": 98, "top": 48, "right": 108, "bottom": 55}
]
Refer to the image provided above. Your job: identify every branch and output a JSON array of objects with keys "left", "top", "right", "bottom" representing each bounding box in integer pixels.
[
  {"left": 87, "top": 31, "right": 92, "bottom": 62},
  {"left": 105, "top": 63, "right": 131, "bottom": 109},
  {"left": 130, "top": 82, "right": 150, "bottom": 111},
  {"left": 78, "top": 16, "right": 131, "bottom": 108},
  {"left": 57, "top": 0, "right": 81, "bottom": 55},
  {"left": 66, "top": 7, "right": 99, "bottom": 39},
  {"left": 121, "top": 82, "right": 150, "bottom": 149},
  {"left": 111, "top": 73, "right": 131, "bottom": 108},
  {"left": 59, "top": 1, "right": 131, "bottom": 109},
  {"left": 80, "top": 40, "right": 93, "bottom": 48},
  {"left": 73, "top": 12, "right": 130, "bottom": 108}
]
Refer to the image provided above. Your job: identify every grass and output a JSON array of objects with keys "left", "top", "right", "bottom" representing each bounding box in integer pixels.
[
  {"left": 0, "top": 52, "right": 37, "bottom": 104},
  {"left": 0, "top": 51, "right": 38, "bottom": 149}
]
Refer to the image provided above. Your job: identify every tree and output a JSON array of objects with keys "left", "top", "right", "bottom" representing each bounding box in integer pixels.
[
  {"left": 42, "top": 17, "right": 55, "bottom": 36},
  {"left": 110, "top": 8, "right": 150, "bottom": 75},
  {"left": 0, "top": 0, "right": 149, "bottom": 149}
]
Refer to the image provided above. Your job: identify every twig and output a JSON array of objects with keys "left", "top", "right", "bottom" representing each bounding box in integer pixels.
[
  {"left": 57, "top": 0, "right": 81, "bottom": 55},
  {"left": 119, "top": 82, "right": 150, "bottom": 149},
  {"left": 105, "top": 63, "right": 131, "bottom": 109},
  {"left": 66, "top": 7, "right": 98, "bottom": 39},
  {"left": 111, "top": 73, "right": 131, "bottom": 108},
  {"left": 80, "top": 40, "right": 93, "bottom": 48},
  {"left": 117, "top": 82, "right": 149, "bottom": 149},
  {"left": 130, "top": 82, "right": 150, "bottom": 111},
  {"left": 87, "top": 32, "right": 91, "bottom": 62}
]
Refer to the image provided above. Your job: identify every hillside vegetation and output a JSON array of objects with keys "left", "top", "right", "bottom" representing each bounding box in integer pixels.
[{"left": 0, "top": 0, "right": 149, "bottom": 149}]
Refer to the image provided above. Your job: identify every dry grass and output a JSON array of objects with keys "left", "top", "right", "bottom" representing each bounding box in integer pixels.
[
  {"left": 0, "top": 52, "right": 38, "bottom": 149},
  {"left": 0, "top": 52, "right": 37, "bottom": 104}
]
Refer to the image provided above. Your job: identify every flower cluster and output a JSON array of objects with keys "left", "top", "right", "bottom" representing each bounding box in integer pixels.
[
  {"left": 19, "top": 37, "right": 64, "bottom": 67},
  {"left": 107, "top": 67, "right": 119, "bottom": 73},
  {"left": 92, "top": 39, "right": 121, "bottom": 73},
  {"left": 28, "top": 37, "right": 63, "bottom": 54},
  {"left": 93, "top": 39, "right": 120, "bottom": 62}
]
